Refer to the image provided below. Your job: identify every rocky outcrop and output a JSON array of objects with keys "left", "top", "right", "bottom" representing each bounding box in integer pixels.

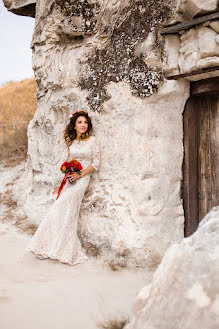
[
  {"left": 4, "top": 0, "right": 218, "bottom": 269},
  {"left": 125, "top": 206, "right": 219, "bottom": 329},
  {"left": 164, "top": 16, "right": 219, "bottom": 78},
  {"left": 176, "top": 0, "right": 218, "bottom": 20},
  {"left": 178, "top": 25, "right": 219, "bottom": 73},
  {"left": 3, "top": 0, "right": 36, "bottom": 17},
  {"left": 6, "top": 0, "right": 190, "bottom": 269}
]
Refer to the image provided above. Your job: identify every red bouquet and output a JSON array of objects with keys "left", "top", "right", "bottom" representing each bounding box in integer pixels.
[
  {"left": 53, "top": 158, "right": 83, "bottom": 199},
  {"left": 60, "top": 158, "right": 83, "bottom": 176}
]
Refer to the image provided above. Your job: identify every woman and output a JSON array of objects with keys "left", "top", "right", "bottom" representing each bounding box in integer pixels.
[{"left": 25, "top": 110, "right": 100, "bottom": 266}]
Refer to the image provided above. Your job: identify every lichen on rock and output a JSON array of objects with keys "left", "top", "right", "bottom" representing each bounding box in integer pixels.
[
  {"left": 78, "top": 0, "right": 176, "bottom": 111},
  {"left": 55, "top": 0, "right": 100, "bottom": 34}
]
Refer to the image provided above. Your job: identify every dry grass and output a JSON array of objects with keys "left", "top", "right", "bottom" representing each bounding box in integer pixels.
[
  {"left": 0, "top": 78, "right": 36, "bottom": 122},
  {"left": 0, "top": 125, "right": 29, "bottom": 165},
  {"left": 97, "top": 313, "right": 129, "bottom": 329},
  {"left": 0, "top": 78, "right": 36, "bottom": 166},
  {"left": 0, "top": 79, "right": 37, "bottom": 232},
  {"left": 0, "top": 191, "right": 38, "bottom": 235}
]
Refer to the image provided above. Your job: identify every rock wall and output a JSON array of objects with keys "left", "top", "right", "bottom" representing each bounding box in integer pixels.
[
  {"left": 5, "top": 0, "right": 193, "bottom": 268},
  {"left": 164, "top": 1, "right": 219, "bottom": 79},
  {"left": 176, "top": 0, "right": 218, "bottom": 21},
  {"left": 125, "top": 206, "right": 219, "bottom": 329},
  {"left": 3, "top": 0, "right": 36, "bottom": 17}
]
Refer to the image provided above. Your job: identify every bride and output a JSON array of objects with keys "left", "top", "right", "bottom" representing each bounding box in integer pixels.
[{"left": 25, "top": 110, "right": 100, "bottom": 266}]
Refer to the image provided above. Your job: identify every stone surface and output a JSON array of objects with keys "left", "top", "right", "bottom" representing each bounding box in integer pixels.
[
  {"left": 134, "top": 31, "right": 162, "bottom": 67},
  {"left": 5, "top": 0, "right": 219, "bottom": 270},
  {"left": 198, "top": 27, "right": 219, "bottom": 58},
  {"left": 176, "top": 25, "right": 219, "bottom": 74},
  {"left": 15, "top": 78, "right": 189, "bottom": 269},
  {"left": 210, "top": 21, "right": 219, "bottom": 34},
  {"left": 4, "top": 0, "right": 190, "bottom": 269},
  {"left": 176, "top": 0, "right": 218, "bottom": 20},
  {"left": 3, "top": 0, "right": 36, "bottom": 17},
  {"left": 125, "top": 206, "right": 219, "bottom": 329},
  {"left": 163, "top": 34, "right": 181, "bottom": 75},
  {"left": 178, "top": 28, "right": 200, "bottom": 72},
  {"left": 197, "top": 56, "right": 219, "bottom": 69},
  {"left": 163, "top": 5, "right": 219, "bottom": 76}
]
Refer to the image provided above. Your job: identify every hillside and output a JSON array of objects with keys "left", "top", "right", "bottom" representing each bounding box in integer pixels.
[
  {"left": 0, "top": 78, "right": 36, "bottom": 122},
  {"left": 0, "top": 78, "right": 37, "bottom": 164}
]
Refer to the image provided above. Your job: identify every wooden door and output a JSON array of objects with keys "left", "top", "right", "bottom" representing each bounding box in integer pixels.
[{"left": 183, "top": 78, "right": 219, "bottom": 237}]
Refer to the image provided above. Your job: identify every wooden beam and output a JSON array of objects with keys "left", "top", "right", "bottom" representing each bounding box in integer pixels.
[
  {"left": 183, "top": 97, "right": 199, "bottom": 236},
  {"left": 166, "top": 66, "right": 219, "bottom": 80},
  {"left": 191, "top": 77, "right": 219, "bottom": 95},
  {"left": 161, "top": 11, "right": 219, "bottom": 35}
]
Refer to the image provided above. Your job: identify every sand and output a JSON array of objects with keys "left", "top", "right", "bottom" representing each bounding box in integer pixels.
[{"left": 0, "top": 163, "right": 153, "bottom": 329}]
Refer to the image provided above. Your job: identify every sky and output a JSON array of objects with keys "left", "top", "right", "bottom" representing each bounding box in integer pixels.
[{"left": 0, "top": 0, "right": 35, "bottom": 86}]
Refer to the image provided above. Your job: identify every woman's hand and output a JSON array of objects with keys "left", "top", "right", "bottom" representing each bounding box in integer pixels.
[{"left": 68, "top": 171, "right": 82, "bottom": 182}]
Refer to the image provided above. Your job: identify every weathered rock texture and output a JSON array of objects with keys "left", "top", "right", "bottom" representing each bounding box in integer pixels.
[
  {"left": 9, "top": 0, "right": 219, "bottom": 268},
  {"left": 125, "top": 206, "right": 219, "bottom": 329},
  {"left": 164, "top": 0, "right": 219, "bottom": 79},
  {"left": 164, "top": 23, "right": 219, "bottom": 77},
  {"left": 6, "top": 0, "right": 190, "bottom": 269},
  {"left": 176, "top": 0, "right": 218, "bottom": 20},
  {"left": 3, "top": 0, "right": 36, "bottom": 17}
]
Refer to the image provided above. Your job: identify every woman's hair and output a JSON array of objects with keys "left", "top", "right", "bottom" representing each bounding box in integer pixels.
[{"left": 64, "top": 110, "right": 92, "bottom": 147}]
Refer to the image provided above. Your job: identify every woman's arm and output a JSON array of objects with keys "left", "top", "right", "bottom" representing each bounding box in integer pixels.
[
  {"left": 68, "top": 164, "right": 95, "bottom": 182},
  {"left": 69, "top": 136, "right": 100, "bottom": 182},
  {"left": 62, "top": 143, "right": 70, "bottom": 162}
]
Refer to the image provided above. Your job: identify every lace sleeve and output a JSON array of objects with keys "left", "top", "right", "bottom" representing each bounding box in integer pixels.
[
  {"left": 62, "top": 144, "right": 70, "bottom": 162},
  {"left": 91, "top": 136, "right": 100, "bottom": 171}
]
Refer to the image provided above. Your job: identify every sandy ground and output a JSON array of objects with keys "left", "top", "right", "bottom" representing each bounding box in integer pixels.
[{"left": 0, "top": 163, "right": 153, "bottom": 329}]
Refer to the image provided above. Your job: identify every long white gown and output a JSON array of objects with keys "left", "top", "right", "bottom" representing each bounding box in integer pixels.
[{"left": 25, "top": 135, "right": 100, "bottom": 266}]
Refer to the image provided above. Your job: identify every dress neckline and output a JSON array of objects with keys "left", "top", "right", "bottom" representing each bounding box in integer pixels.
[{"left": 73, "top": 136, "right": 92, "bottom": 143}]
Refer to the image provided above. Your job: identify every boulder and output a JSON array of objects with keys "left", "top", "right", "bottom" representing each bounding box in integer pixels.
[
  {"left": 178, "top": 25, "right": 219, "bottom": 73},
  {"left": 6, "top": 0, "right": 190, "bottom": 268},
  {"left": 198, "top": 27, "right": 219, "bottom": 58},
  {"left": 163, "top": 34, "right": 181, "bottom": 75},
  {"left": 125, "top": 206, "right": 219, "bottom": 329},
  {"left": 3, "top": 0, "right": 36, "bottom": 17},
  {"left": 210, "top": 21, "right": 219, "bottom": 34},
  {"left": 176, "top": 0, "right": 218, "bottom": 20}
]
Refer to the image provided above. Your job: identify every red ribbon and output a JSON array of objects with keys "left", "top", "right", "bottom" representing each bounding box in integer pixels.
[{"left": 53, "top": 172, "right": 71, "bottom": 200}]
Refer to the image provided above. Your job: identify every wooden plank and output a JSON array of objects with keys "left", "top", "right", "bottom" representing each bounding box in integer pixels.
[
  {"left": 183, "top": 86, "right": 219, "bottom": 234},
  {"left": 183, "top": 97, "right": 199, "bottom": 236},
  {"left": 197, "top": 96, "right": 212, "bottom": 222},
  {"left": 210, "top": 96, "right": 219, "bottom": 210},
  {"left": 161, "top": 11, "right": 219, "bottom": 35},
  {"left": 166, "top": 66, "right": 219, "bottom": 80},
  {"left": 191, "top": 77, "right": 219, "bottom": 95}
]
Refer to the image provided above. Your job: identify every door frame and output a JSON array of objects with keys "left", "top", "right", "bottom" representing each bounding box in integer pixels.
[{"left": 183, "top": 76, "right": 219, "bottom": 237}]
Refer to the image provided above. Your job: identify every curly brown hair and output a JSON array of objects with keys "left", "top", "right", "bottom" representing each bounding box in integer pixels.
[{"left": 64, "top": 110, "right": 93, "bottom": 147}]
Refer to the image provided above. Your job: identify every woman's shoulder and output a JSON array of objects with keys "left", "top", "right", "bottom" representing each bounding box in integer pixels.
[{"left": 90, "top": 135, "right": 97, "bottom": 142}]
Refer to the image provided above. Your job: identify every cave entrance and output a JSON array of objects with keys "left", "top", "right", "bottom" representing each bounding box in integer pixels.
[{"left": 183, "top": 77, "right": 219, "bottom": 237}]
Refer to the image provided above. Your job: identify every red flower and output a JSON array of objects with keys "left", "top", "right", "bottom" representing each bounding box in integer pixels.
[{"left": 54, "top": 158, "right": 84, "bottom": 199}]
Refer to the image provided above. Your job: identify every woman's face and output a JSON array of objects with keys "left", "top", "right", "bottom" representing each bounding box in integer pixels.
[{"left": 74, "top": 115, "right": 88, "bottom": 135}]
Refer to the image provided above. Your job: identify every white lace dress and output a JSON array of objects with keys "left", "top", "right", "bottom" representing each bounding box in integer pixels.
[{"left": 25, "top": 135, "right": 100, "bottom": 266}]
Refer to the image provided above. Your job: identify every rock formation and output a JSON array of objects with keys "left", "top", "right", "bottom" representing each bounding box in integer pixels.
[
  {"left": 3, "top": 0, "right": 36, "bottom": 17},
  {"left": 176, "top": 0, "right": 218, "bottom": 20},
  {"left": 164, "top": 1, "right": 219, "bottom": 78},
  {"left": 124, "top": 206, "right": 219, "bottom": 329},
  {"left": 3, "top": 0, "right": 218, "bottom": 268}
]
